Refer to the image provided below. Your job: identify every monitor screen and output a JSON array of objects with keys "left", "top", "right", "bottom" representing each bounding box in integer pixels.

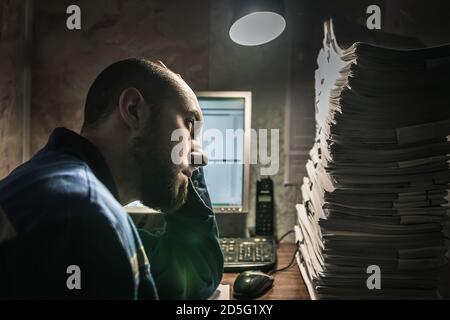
[{"left": 197, "top": 95, "right": 247, "bottom": 211}]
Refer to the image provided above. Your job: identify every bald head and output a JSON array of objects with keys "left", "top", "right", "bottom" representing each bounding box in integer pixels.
[{"left": 82, "top": 58, "right": 183, "bottom": 131}]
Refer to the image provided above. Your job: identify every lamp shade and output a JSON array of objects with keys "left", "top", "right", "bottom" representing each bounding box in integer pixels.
[{"left": 229, "top": 0, "right": 286, "bottom": 46}]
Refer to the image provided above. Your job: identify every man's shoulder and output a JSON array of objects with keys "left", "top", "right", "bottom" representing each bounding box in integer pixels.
[
  {"left": 0, "top": 151, "right": 125, "bottom": 232},
  {"left": 1, "top": 151, "right": 95, "bottom": 199}
]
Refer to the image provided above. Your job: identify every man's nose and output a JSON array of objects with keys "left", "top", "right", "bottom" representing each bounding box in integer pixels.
[{"left": 190, "top": 139, "right": 208, "bottom": 167}]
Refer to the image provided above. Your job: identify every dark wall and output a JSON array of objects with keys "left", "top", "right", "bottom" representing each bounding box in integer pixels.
[
  {"left": 30, "top": 0, "right": 210, "bottom": 155},
  {"left": 296, "top": 0, "right": 450, "bottom": 47},
  {"left": 0, "top": 0, "right": 25, "bottom": 178}
]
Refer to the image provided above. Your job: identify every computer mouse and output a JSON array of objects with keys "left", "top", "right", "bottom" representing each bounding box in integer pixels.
[{"left": 233, "top": 270, "right": 274, "bottom": 299}]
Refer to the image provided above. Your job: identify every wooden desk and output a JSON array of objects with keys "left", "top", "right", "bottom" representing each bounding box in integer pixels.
[{"left": 221, "top": 243, "right": 310, "bottom": 300}]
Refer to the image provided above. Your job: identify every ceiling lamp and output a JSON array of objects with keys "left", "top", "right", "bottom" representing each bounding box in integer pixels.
[{"left": 229, "top": 0, "right": 286, "bottom": 46}]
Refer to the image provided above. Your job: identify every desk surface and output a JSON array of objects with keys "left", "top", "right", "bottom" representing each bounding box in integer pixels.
[{"left": 221, "top": 243, "right": 310, "bottom": 300}]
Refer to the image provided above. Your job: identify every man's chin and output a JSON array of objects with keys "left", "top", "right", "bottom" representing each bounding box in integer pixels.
[{"left": 142, "top": 180, "right": 188, "bottom": 213}]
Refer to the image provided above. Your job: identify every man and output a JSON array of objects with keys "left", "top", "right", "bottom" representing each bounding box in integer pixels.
[{"left": 0, "top": 58, "right": 224, "bottom": 299}]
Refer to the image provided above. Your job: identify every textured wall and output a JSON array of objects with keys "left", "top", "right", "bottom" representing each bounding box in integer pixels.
[
  {"left": 30, "top": 0, "right": 210, "bottom": 155},
  {"left": 0, "top": 0, "right": 25, "bottom": 179}
]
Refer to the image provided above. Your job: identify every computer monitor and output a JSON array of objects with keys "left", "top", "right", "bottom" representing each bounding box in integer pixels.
[{"left": 196, "top": 91, "right": 252, "bottom": 214}]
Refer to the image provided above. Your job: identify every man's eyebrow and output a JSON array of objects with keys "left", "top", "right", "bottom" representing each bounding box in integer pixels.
[{"left": 185, "top": 108, "right": 202, "bottom": 122}]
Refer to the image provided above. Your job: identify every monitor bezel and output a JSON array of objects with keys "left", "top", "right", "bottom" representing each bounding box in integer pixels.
[{"left": 195, "top": 91, "right": 252, "bottom": 215}]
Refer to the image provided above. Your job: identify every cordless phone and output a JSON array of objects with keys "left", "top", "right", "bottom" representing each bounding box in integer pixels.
[{"left": 255, "top": 177, "right": 274, "bottom": 236}]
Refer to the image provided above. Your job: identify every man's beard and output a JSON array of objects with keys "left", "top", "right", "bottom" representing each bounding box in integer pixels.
[{"left": 130, "top": 126, "right": 188, "bottom": 213}]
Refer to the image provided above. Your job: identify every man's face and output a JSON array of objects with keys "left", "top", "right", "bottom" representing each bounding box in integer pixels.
[{"left": 130, "top": 85, "right": 203, "bottom": 213}]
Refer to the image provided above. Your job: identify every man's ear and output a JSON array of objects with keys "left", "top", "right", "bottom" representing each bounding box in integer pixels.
[{"left": 118, "top": 88, "right": 149, "bottom": 131}]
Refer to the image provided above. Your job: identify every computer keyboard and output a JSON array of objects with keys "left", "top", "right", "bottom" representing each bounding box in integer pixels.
[{"left": 220, "top": 237, "right": 277, "bottom": 273}]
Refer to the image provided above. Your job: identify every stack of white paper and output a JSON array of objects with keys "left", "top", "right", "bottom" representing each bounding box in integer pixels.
[{"left": 296, "top": 20, "right": 450, "bottom": 300}]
